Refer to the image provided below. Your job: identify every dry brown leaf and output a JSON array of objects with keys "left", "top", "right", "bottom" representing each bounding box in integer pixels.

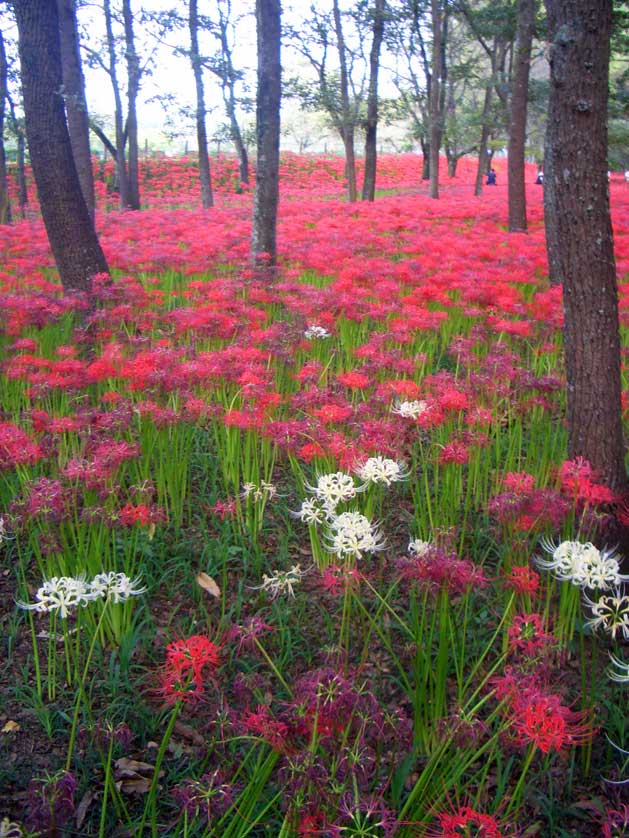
[
  {"left": 174, "top": 720, "right": 205, "bottom": 746},
  {"left": 75, "top": 789, "right": 97, "bottom": 829},
  {"left": 1, "top": 720, "right": 20, "bottom": 734},
  {"left": 114, "top": 757, "right": 155, "bottom": 776},
  {"left": 115, "top": 776, "right": 152, "bottom": 795},
  {"left": 113, "top": 757, "right": 164, "bottom": 796},
  {"left": 196, "top": 572, "right": 221, "bottom": 598}
]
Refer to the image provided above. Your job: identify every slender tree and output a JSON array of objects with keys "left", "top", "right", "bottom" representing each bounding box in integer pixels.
[
  {"left": 507, "top": 0, "right": 535, "bottom": 231},
  {"left": 189, "top": 0, "right": 213, "bottom": 208},
  {"left": 122, "top": 0, "right": 141, "bottom": 209},
  {"left": 12, "top": 0, "right": 108, "bottom": 294},
  {"left": 211, "top": 0, "right": 249, "bottom": 186},
  {"left": 251, "top": 0, "right": 281, "bottom": 267},
  {"left": 428, "top": 0, "right": 444, "bottom": 198},
  {"left": 103, "top": 0, "right": 129, "bottom": 207},
  {"left": 58, "top": 0, "right": 95, "bottom": 219},
  {"left": 332, "top": 0, "right": 357, "bottom": 202},
  {"left": 544, "top": 0, "right": 625, "bottom": 491},
  {"left": 362, "top": 0, "right": 385, "bottom": 201},
  {"left": 0, "top": 28, "right": 11, "bottom": 224}
]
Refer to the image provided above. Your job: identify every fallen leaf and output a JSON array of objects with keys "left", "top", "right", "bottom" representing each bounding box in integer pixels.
[
  {"left": 115, "top": 776, "right": 152, "bottom": 795},
  {"left": 75, "top": 790, "right": 97, "bottom": 829},
  {"left": 174, "top": 720, "right": 205, "bottom": 746},
  {"left": 115, "top": 757, "right": 156, "bottom": 776},
  {"left": 114, "top": 757, "right": 164, "bottom": 796},
  {"left": 196, "top": 572, "right": 220, "bottom": 598},
  {"left": 2, "top": 720, "right": 20, "bottom": 734}
]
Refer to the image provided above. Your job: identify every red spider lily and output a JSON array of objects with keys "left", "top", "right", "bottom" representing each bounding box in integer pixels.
[
  {"left": 240, "top": 704, "right": 290, "bottom": 751},
  {"left": 319, "top": 564, "right": 361, "bottom": 596},
  {"left": 336, "top": 370, "right": 371, "bottom": 390},
  {"left": 558, "top": 457, "right": 617, "bottom": 506},
  {"left": 439, "top": 441, "right": 469, "bottom": 465},
  {"left": 118, "top": 502, "right": 165, "bottom": 528},
  {"left": 510, "top": 692, "right": 595, "bottom": 754},
  {"left": 503, "top": 566, "right": 540, "bottom": 595},
  {"left": 0, "top": 422, "right": 44, "bottom": 470},
  {"left": 427, "top": 805, "right": 505, "bottom": 837},
  {"left": 159, "top": 635, "right": 221, "bottom": 705},
  {"left": 507, "top": 614, "right": 554, "bottom": 657}
]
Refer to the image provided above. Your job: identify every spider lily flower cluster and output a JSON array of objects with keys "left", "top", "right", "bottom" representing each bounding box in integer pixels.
[
  {"left": 534, "top": 539, "right": 629, "bottom": 590},
  {"left": 240, "top": 480, "right": 278, "bottom": 503},
  {"left": 303, "top": 325, "right": 331, "bottom": 339},
  {"left": 354, "top": 455, "right": 409, "bottom": 486},
  {"left": 534, "top": 537, "right": 629, "bottom": 641},
  {"left": 390, "top": 398, "right": 430, "bottom": 420},
  {"left": 17, "top": 572, "right": 146, "bottom": 618},
  {"left": 252, "top": 564, "right": 307, "bottom": 599},
  {"left": 296, "top": 465, "right": 402, "bottom": 563}
]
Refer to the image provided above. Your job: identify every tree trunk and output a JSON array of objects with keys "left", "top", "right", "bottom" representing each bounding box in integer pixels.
[
  {"left": 216, "top": 10, "right": 249, "bottom": 186},
  {"left": 104, "top": 0, "right": 129, "bottom": 208},
  {"left": 13, "top": 0, "right": 108, "bottom": 294},
  {"left": 333, "top": 0, "right": 356, "bottom": 202},
  {"left": 122, "top": 0, "right": 140, "bottom": 210},
  {"left": 57, "top": 0, "right": 95, "bottom": 220},
  {"left": 189, "top": 0, "right": 213, "bottom": 208},
  {"left": 14, "top": 120, "right": 28, "bottom": 217},
  {"left": 507, "top": 0, "right": 534, "bottom": 231},
  {"left": 362, "top": 0, "right": 385, "bottom": 202},
  {"left": 420, "top": 137, "right": 430, "bottom": 180},
  {"left": 447, "top": 154, "right": 457, "bottom": 177},
  {"left": 474, "top": 84, "right": 493, "bottom": 196},
  {"left": 0, "top": 29, "right": 11, "bottom": 224},
  {"left": 544, "top": 0, "right": 625, "bottom": 491},
  {"left": 251, "top": 0, "right": 281, "bottom": 267},
  {"left": 428, "top": 0, "right": 443, "bottom": 199}
]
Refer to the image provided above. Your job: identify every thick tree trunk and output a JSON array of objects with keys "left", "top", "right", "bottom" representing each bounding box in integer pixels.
[
  {"left": 507, "top": 0, "right": 534, "bottom": 231},
  {"left": 189, "top": 0, "right": 213, "bottom": 208},
  {"left": 251, "top": 0, "right": 281, "bottom": 267},
  {"left": 104, "top": 0, "right": 129, "bottom": 209},
  {"left": 544, "top": 0, "right": 625, "bottom": 491},
  {"left": 13, "top": 0, "right": 108, "bottom": 294},
  {"left": 0, "top": 29, "right": 11, "bottom": 224},
  {"left": 362, "top": 0, "right": 385, "bottom": 202},
  {"left": 333, "top": 0, "right": 356, "bottom": 202},
  {"left": 428, "top": 0, "right": 442, "bottom": 199},
  {"left": 122, "top": 0, "right": 140, "bottom": 210},
  {"left": 57, "top": 0, "right": 95, "bottom": 220}
]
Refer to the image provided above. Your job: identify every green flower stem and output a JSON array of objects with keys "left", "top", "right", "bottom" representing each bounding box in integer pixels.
[{"left": 65, "top": 603, "right": 109, "bottom": 772}]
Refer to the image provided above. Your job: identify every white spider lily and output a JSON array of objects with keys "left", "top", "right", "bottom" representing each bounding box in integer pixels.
[
  {"left": 305, "top": 471, "right": 363, "bottom": 515},
  {"left": 535, "top": 538, "right": 629, "bottom": 590},
  {"left": 17, "top": 576, "right": 95, "bottom": 619},
  {"left": 326, "top": 511, "right": 385, "bottom": 560},
  {"left": 304, "top": 325, "right": 331, "bottom": 339},
  {"left": 291, "top": 498, "right": 325, "bottom": 526},
  {"left": 391, "top": 399, "right": 429, "bottom": 419},
  {"left": 608, "top": 653, "right": 629, "bottom": 683},
  {"left": 355, "top": 456, "right": 409, "bottom": 486},
  {"left": 583, "top": 588, "right": 629, "bottom": 640},
  {"left": 252, "top": 564, "right": 307, "bottom": 599}
]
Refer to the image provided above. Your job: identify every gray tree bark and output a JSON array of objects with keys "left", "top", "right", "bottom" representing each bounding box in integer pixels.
[
  {"left": 251, "top": 0, "right": 281, "bottom": 267},
  {"left": 507, "top": 0, "right": 535, "bottom": 231},
  {"left": 189, "top": 0, "right": 213, "bottom": 208},
  {"left": 57, "top": 0, "right": 95, "bottom": 220}
]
